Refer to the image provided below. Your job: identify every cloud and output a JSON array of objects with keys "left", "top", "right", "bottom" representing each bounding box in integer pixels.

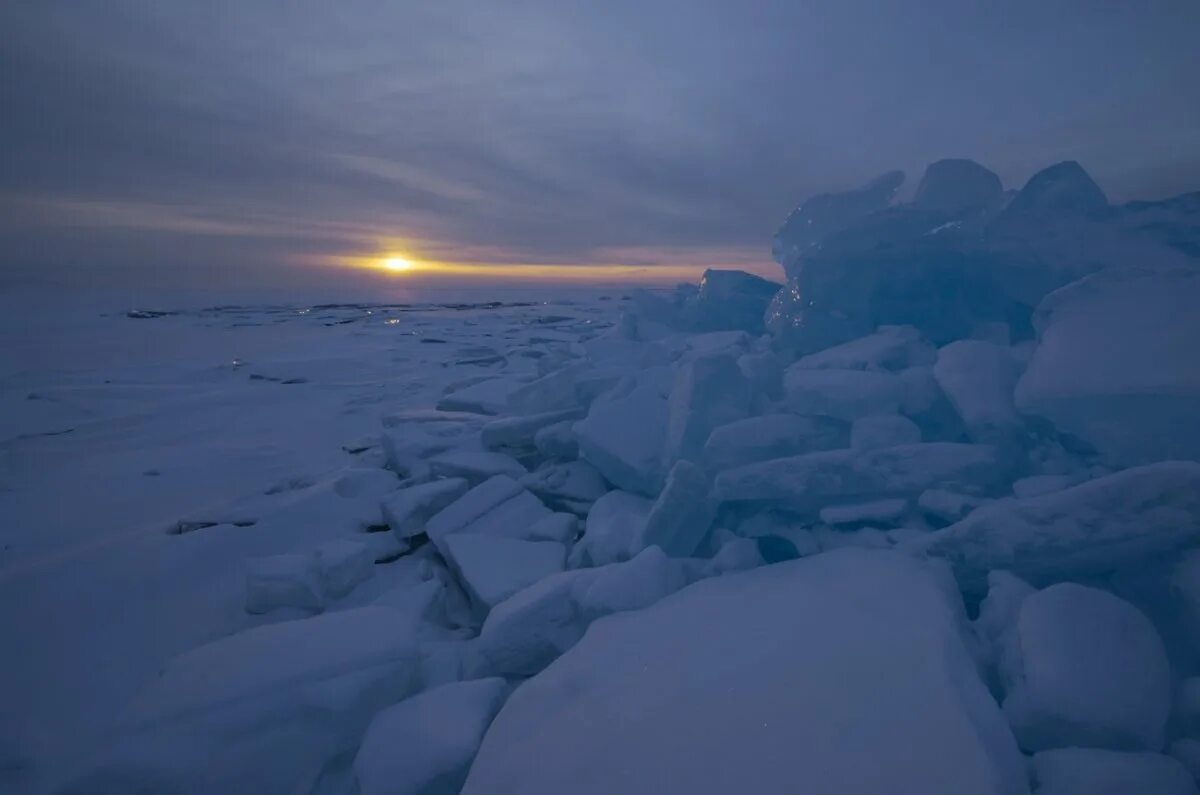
[{"left": 1, "top": 0, "right": 1198, "bottom": 286}]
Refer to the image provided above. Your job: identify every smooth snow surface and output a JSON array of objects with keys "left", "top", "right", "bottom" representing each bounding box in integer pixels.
[{"left": 464, "top": 550, "right": 1027, "bottom": 795}]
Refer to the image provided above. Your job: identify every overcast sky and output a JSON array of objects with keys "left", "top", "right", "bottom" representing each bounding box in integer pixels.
[{"left": 2, "top": 0, "right": 1198, "bottom": 288}]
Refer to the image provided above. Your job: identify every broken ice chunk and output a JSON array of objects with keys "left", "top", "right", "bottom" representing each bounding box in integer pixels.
[
  {"left": 506, "top": 364, "right": 584, "bottom": 415},
  {"left": 818, "top": 498, "right": 907, "bottom": 527},
  {"left": 772, "top": 169, "right": 906, "bottom": 280},
  {"left": 663, "top": 352, "right": 753, "bottom": 466},
  {"left": 441, "top": 534, "right": 566, "bottom": 613},
  {"left": 1015, "top": 267, "right": 1200, "bottom": 467},
  {"left": 783, "top": 367, "right": 904, "bottom": 420},
  {"left": 463, "top": 550, "right": 1028, "bottom": 795},
  {"left": 915, "top": 462, "right": 1200, "bottom": 592},
  {"left": 426, "top": 476, "right": 554, "bottom": 555},
  {"left": 974, "top": 571, "right": 1035, "bottom": 666},
  {"left": 715, "top": 442, "right": 1007, "bottom": 515},
  {"left": 933, "top": 339, "right": 1023, "bottom": 442},
  {"left": 429, "top": 450, "right": 527, "bottom": 482},
  {"left": 533, "top": 420, "right": 579, "bottom": 460},
  {"left": 524, "top": 512, "right": 579, "bottom": 544},
  {"left": 578, "top": 489, "right": 653, "bottom": 566},
  {"left": 381, "top": 477, "right": 470, "bottom": 543},
  {"left": 425, "top": 476, "right": 525, "bottom": 541},
  {"left": 791, "top": 325, "right": 936, "bottom": 372},
  {"left": 480, "top": 408, "right": 583, "bottom": 450},
  {"left": 354, "top": 678, "right": 509, "bottom": 795},
  {"left": 574, "top": 383, "right": 667, "bottom": 496},
  {"left": 521, "top": 461, "right": 609, "bottom": 507},
  {"left": 639, "top": 461, "right": 716, "bottom": 558},
  {"left": 474, "top": 546, "right": 691, "bottom": 677},
  {"left": 704, "top": 413, "right": 845, "bottom": 470},
  {"left": 1000, "top": 583, "right": 1171, "bottom": 752},
  {"left": 679, "top": 269, "right": 781, "bottom": 333}
]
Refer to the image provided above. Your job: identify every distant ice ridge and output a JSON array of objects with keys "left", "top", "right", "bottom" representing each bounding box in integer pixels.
[{"left": 53, "top": 157, "right": 1200, "bottom": 795}]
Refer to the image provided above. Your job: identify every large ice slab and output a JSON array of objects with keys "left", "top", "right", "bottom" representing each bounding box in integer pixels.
[
  {"left": 999, "top": 583, "right": 1170, "bottom": 752},
  {"left": 639, "top": 461, "right": 715, "bottom": 557},
  {"left": 791, "top": 325, "right": 936, "bottom": 372},
  {"left": 1015, "top": 267, "right": 1200, "bottom": 466},
  {"left": 521, "top": 461, "right": 608, "bottom": 508},
  {"left": 577, "top": 489, "right": 653, "bottom": 566},
  {"left": 354, "top": 678, "right": 509, "bottom": 795},
  {"left": 773, "top": 170, "right": 906, "bottom": 280},
  {"left": 704, "top": 413, "right": 845, "bottom": 470},
  {"left": 783, "top": 367, "right": 904, "bottom": 420},
  {"left": 429, "top": 450, "right": 527, "bottom": 482},
  {"left": 464, "top": 550, "right": 1027, "bottom": 795},
  {"left": 442, "top": 534, "right": 567, "bottom": 613},
  {"left": 480, "top": 408, "right": 583, "bottom": 450},
  {"left": 915, "top": 461, "right": 1200, "bottom": 591},
  {"left": 574, "top": 382, "right": 668, "bottom": 496},
  {"left": 934, "top": 340, "right": 1023, "bottom": 442},
  {"left": 679, "top": 269, "right": 781, "bottom": 333},
  {"left": 425, "top": 475, "right": 554, "bottom": 552},
  {"left": 715, "top": 442, "right": 1007, "bottom": 514},
  {"left": 664, "top": 352, "right": 753, "bottom": 466},
  {"left": 382, "top": 477, "right": 470, "bottom": 542},
  {"left": 912, "top": 159, "right": 1003, "bottom": 215},
  {"left": 473, "top": 546, "right": 689, "bottom": 677}
]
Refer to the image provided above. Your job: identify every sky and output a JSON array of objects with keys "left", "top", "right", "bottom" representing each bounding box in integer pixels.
[{"left": 2, "top": 0, "right": 1199, "bottom": 290}]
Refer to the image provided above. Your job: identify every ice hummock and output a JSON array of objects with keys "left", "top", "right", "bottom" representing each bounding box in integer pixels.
[{"left": 12, "top": 156, "right": 1200, "bottom": 794}]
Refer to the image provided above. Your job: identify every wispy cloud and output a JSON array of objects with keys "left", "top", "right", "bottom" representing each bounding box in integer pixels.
[{"left": 2, "top": 0, "right": 1198, "bottom": 287}]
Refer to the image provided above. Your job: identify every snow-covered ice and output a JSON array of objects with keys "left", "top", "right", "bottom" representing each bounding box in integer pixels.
[
  {"left": 6, "top": 153, "right": 1200, "bottom": 794},
  {"left": 639, "top": 460, "right": 715, "bottom": 557},
  {"left": 1015, "top": 267, "right": 1200, "bottom": 466},
  {"left": 442, "top": 534, "right": 566, "bottom": 613},
  {"left": 573, "top": 379, "right": 668, "bottom": 495},
  {"left": 783, "top": 367, "right": 905, "bottom": 420},
  {"left": 704, "top": 413, "right": 845, "bottom": 469},
  {"left": 915, "top": 461, "right": 1200, "bottom": 591},
  {"left": 381, "top": 477, "right": 470, "bottom": 542},
  {"left": 354, "top": 678, "right": 509, "bottom": 795},
  {"left": 715, "top": 442, "right": 1008, "bottom": 513},
  {"left": 998, "top": 583, "right": 1171, "bottom": 752},
  {"left": 463, "top": 550, "right": 1027, "bottom": 795}
]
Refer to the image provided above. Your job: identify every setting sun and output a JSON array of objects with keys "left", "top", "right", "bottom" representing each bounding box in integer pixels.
[{"left": 383, "top": 257, "right": 414, "bottom": 272}]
